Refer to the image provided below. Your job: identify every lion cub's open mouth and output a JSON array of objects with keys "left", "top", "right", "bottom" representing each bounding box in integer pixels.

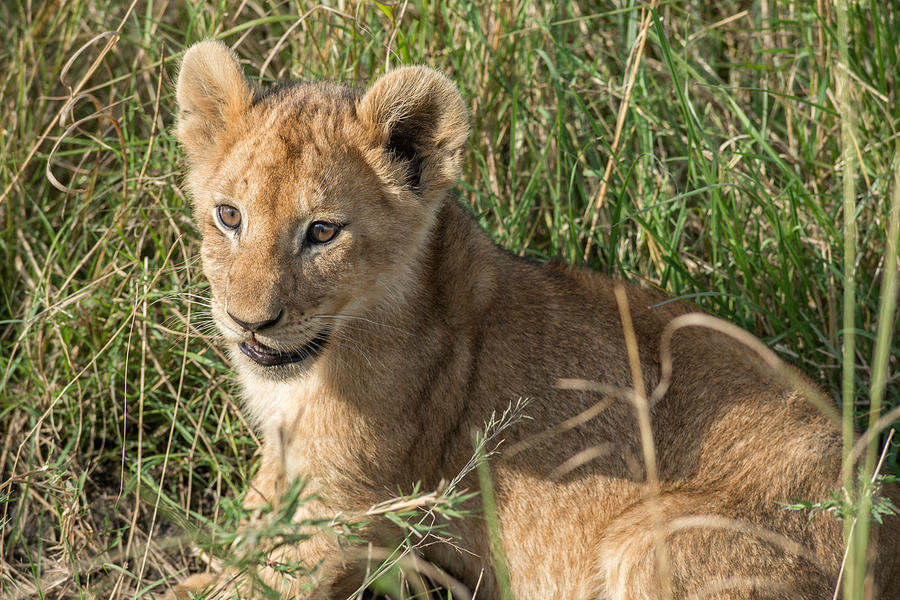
[{"left": 238, "top": 329, "right": 330, "bottom": 367}]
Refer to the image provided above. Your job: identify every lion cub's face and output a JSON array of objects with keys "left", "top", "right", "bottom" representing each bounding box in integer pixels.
[{"left": 176, "top": 42, "right": 468, "bottom": 377}]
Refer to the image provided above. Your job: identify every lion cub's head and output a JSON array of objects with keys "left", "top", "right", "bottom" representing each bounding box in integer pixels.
[{"left": 176, "top": 41, "right": 468, "bottom": 377}]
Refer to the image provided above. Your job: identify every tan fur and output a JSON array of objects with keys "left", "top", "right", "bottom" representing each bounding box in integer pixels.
[{"left": 173, "top": 41, "right": 900, "bottom": 599}]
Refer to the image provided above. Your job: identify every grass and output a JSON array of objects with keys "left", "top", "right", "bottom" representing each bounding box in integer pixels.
[{"left": 1, "top": 0, "right": 898, "bottom": 598}]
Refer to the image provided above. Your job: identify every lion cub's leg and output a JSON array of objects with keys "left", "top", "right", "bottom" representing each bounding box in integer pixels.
[
  {"left": 597, "top": 493, "right": 841, "bottom": 600},
  {"left": 167, "top": 518, "right": 359, "bottom": 599},
  {"left": 170, "top": 456, "right": 362, "bottom": 599}
]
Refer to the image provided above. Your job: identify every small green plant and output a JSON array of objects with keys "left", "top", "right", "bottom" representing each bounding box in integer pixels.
[
  {"left": 780, "top": 472, "right": 899, "bottom": 525},
  {"left": 169, "top": 400, "right": 529, "bottom": 599}
]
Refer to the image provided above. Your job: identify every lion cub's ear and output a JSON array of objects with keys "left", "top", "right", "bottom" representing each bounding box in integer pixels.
[
  {"left": 176, "top": 41, "right": 254, "bottom": 162},
  {"left": 358, "top": 66, "right": 469, "bottom": 199}
]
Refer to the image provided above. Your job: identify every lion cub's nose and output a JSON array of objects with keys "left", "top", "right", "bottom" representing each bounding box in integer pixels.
[{"left": 227, "top": 310, "right": 283, "bottom": 332}]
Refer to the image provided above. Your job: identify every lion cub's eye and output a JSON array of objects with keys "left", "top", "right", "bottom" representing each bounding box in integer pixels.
[
  {"left": 215, "top": 204, "right": 242, "bottom": 231},
  {"left": 307, "top": 221, "right": 341, "bottom": 245}
]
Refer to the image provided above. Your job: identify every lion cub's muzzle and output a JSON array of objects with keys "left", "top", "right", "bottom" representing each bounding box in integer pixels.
[
  {"left": 237, "top": 329, "right": 330, "bottom": 367},
  {"left": 227, "top": 309, "right": 330, "bottom": 367}
]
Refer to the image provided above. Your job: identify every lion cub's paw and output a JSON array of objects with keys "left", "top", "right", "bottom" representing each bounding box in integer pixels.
[{"left": 165, "top": 572, "right": 218, "bottom": 599}]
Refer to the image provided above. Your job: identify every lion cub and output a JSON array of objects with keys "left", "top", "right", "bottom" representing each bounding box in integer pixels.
[{"left": 174, "top": 41, "right": 899, "bottom": 599}]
